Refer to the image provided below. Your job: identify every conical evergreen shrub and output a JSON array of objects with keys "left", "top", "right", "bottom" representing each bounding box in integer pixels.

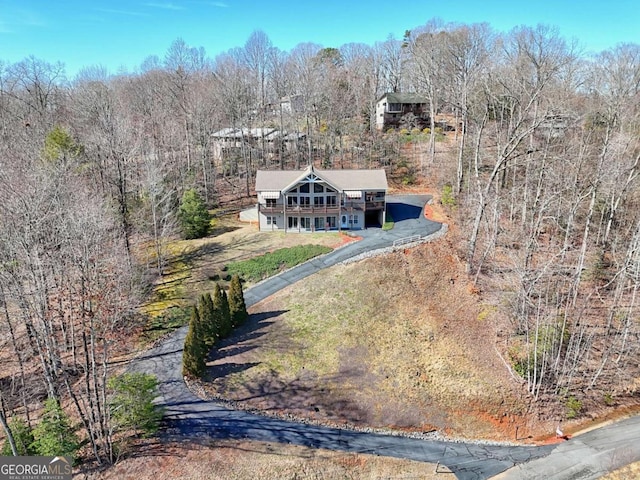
[
  {"left": 228, "top": 274, "right": 248, "bottom": 327},
  {"left": 213, "top": 283, "right": 231, "bottom": 338},
  {"left": 182, "top": 307, "right": 206, "bottom": 378},
  {"left": 198, "top": 293, "right": 218, "bottom": 348}
]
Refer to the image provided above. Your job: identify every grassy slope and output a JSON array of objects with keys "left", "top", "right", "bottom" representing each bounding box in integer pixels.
[
  {"left": 600, "top": 461, "right": 640, "bottom": 480},
  {"left": 203, "top": 240, "right": 530, "bottom": 440},
  {"left": 137, "top": 216, "right": 351, "bottom": 342}
]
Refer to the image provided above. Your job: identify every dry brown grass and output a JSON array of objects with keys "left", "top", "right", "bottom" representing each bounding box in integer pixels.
[
  {"left": 84, "top": 439, "right": 439, "bottom": 480},
  {"left": 139, "top": 214, "right": 354, "bottom": 321},
  {"left": 201, "top": 241, "right": 534, "bottom": 440},
  {"left": 600, "top": 461, "right": 640, "bottom": 480}
]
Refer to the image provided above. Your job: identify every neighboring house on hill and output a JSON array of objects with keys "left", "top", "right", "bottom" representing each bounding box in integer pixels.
[
  {"left": 211, "top": 127, "right": 305, "bottom": 162},
  {"left": 255, "top": 165, "right": 387, "bottom": 232},
  {"left": 376, "top": 92, "right": 429, "bottom": 131},
  {"left": 280, "top": 94, "right": 304, "bottom": 115},
  {"left": 535, "top": 113, "right": 575, "bottom": 139}
]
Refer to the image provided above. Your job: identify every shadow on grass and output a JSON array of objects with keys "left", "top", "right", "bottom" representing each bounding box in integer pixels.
[
  {"left": 140, "top": 306, "right": 191, "bottom": 343},
  {"left": 180, "top": 241, "right": 223, "bottom": 263},
  {"left": 205, "top": 361, "right": 261, "bottom": 379},
  {"left": 210, "top": 224, "right": 241, "bottom": 236},
  {"left": 199, "top": 307, "right": 372, "bottom": 426},
  {"left": 204, "top": 309, "right": 288, "bottom": 373},
  {"left": 228, "top": 372, "right": 372, "bottom": 426}
]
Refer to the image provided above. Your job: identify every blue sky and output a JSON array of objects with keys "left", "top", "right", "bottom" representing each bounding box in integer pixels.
[{"left": 1, "top": 0, "right": 639, "bottom": 77}]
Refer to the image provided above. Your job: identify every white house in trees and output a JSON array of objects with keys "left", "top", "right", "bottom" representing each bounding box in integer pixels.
[
  {"left": 375, "top": 92, "right": 429, "bottom": 130},
  {"left": 255, "top": 165, "right": 387, "bottom": 232}
]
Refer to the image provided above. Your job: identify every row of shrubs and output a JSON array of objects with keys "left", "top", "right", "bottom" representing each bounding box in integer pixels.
[{"left": 182, "top": 275, "right": 248, "bottom": 377}]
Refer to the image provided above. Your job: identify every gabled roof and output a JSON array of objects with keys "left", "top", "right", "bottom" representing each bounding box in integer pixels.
[
  {"left": 263, "top": 130, "right": 306, "bottom": 141},
  {"left": 211, "top": 127, "right": 277, "bottom": 139},
  {"left": 255, "top": 165, "right": 387, "bottom": 192},
  {"left": 212, "top": 127, "right": 305, "bottom": 142},
  {"left": 377, "top": 92, "right": 428, "bottom": 104}
]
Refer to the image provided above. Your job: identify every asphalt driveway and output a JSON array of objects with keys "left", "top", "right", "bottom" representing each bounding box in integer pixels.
[{"left": 133, "top": 194, "right": 624, "bottom": 479}]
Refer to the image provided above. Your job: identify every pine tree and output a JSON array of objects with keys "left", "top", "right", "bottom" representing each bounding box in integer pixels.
[
  {"left": 107, "top": 372, "right": 162, "bottom": 437},
  {"left": 178, "top": 189, "right": 211, "bottom": 239},
  {"left": 182, "top": 307, "right": 207, "bottom": 378},
  {"left": 1, "top": 418, "right": 35, "bottom": 456},
  {"left": 228, "top": 274, "right": 248, "bottom": 327},
  {"left": 213, "top": 283, "right": 231, "bottom": 338},
  {"left": 31, "top": 398, "right": 79, "bottom": 461}
]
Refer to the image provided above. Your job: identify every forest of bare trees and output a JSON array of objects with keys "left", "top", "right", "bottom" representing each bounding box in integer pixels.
[{"left": 0, "top": 20, "right": 639, "bottom": 464}]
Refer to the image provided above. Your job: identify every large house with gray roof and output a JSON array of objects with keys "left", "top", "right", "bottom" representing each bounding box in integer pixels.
[
  {"left": 211, "top": 127, "right": 305, "bottom": 162},
  {"left": 255, "top": 165, "right": 387, "bottom": 232}
]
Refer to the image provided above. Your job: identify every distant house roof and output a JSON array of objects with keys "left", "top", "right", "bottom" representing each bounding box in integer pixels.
[
  {"left": 211, "top": 127, "right": 238, "bottom": 138},
  {"left": 377, "top": 92, "right": 428, "bottom": 104},
  {"left": 263, "top": 130, "right": 306, "bottom": 141},
  {"left": 211, "top": 127, "right": 276, "bottom": 139},
  {"left": 255, "top": 165, "right": 387, "bottom": 193},
  {"left": 212, "top": 127, "right": 304, "bottom": 141}
]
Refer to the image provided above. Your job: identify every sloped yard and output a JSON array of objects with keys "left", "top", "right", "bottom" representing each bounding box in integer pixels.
[
  {"left": 138, "top": 214, "right": 356, "bottom": 343},
  {"left": 199, "top": 240, "right": 535, "bottom": 441}
]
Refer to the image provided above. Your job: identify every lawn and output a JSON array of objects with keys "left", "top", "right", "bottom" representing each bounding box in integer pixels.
[
  {"left": 137, "top": 214, "right": 353, "bottom": 343},
  {"left": 226, "top": 244, "right": 333, "bottom": 282}
]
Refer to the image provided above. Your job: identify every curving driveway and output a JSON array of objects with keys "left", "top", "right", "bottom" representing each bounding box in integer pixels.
[{"left": 130, "top": 195, "right": 640, "bottom": 479}]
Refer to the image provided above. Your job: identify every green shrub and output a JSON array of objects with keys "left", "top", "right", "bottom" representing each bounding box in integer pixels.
[
  {"left": 566, "top": 396, "right": 582, "bottom": 419},
  {"left": 603, "top": 392, "right": 615, "bottom": 406},
  {"left": 182, "top": 307, "right": 207, "bottom": 378},
  {"left": 402, "top": 174, "right": 416, "bottom": 185},
  {"left": 382, "top": 211, "right": 394, "bottom": 231},
  {"left": 1, "top": 418, "right": 35, "bottom": 456},
  {"left": 198, "top": 293, "right": 218, "bottom": 348},
  {"left": 108, "top": 373, "right": 163, "bottom": 437},
  {"left": 508, "top": 345, "right": 528, "bottom": 378},
  {"left": 213, "top": 284, "right": 232, "bottom": 338},
  {"left": 441, "top": 184, "right": 456, "bottom": 207},
  {"left": 228, "top": 274, "right": 248, "bottom": 327},
  {"left": 226, "top": 245, "right": 332, "bottom": 282},
  {"left": 31, "top": 398, "right": 79, "bottom": 461}
]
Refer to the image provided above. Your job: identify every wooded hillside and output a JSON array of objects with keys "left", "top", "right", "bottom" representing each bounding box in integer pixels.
[{"left": 0, "top": 20, "right": 639, "bottom": 465}]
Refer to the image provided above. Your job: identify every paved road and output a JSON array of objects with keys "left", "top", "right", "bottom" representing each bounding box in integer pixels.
[
  {"left": 132, "top": 194, "right": 640, "bottom": 480},
  {"left": 494, "top": 415, "right": 640, "bottom": 479}
]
